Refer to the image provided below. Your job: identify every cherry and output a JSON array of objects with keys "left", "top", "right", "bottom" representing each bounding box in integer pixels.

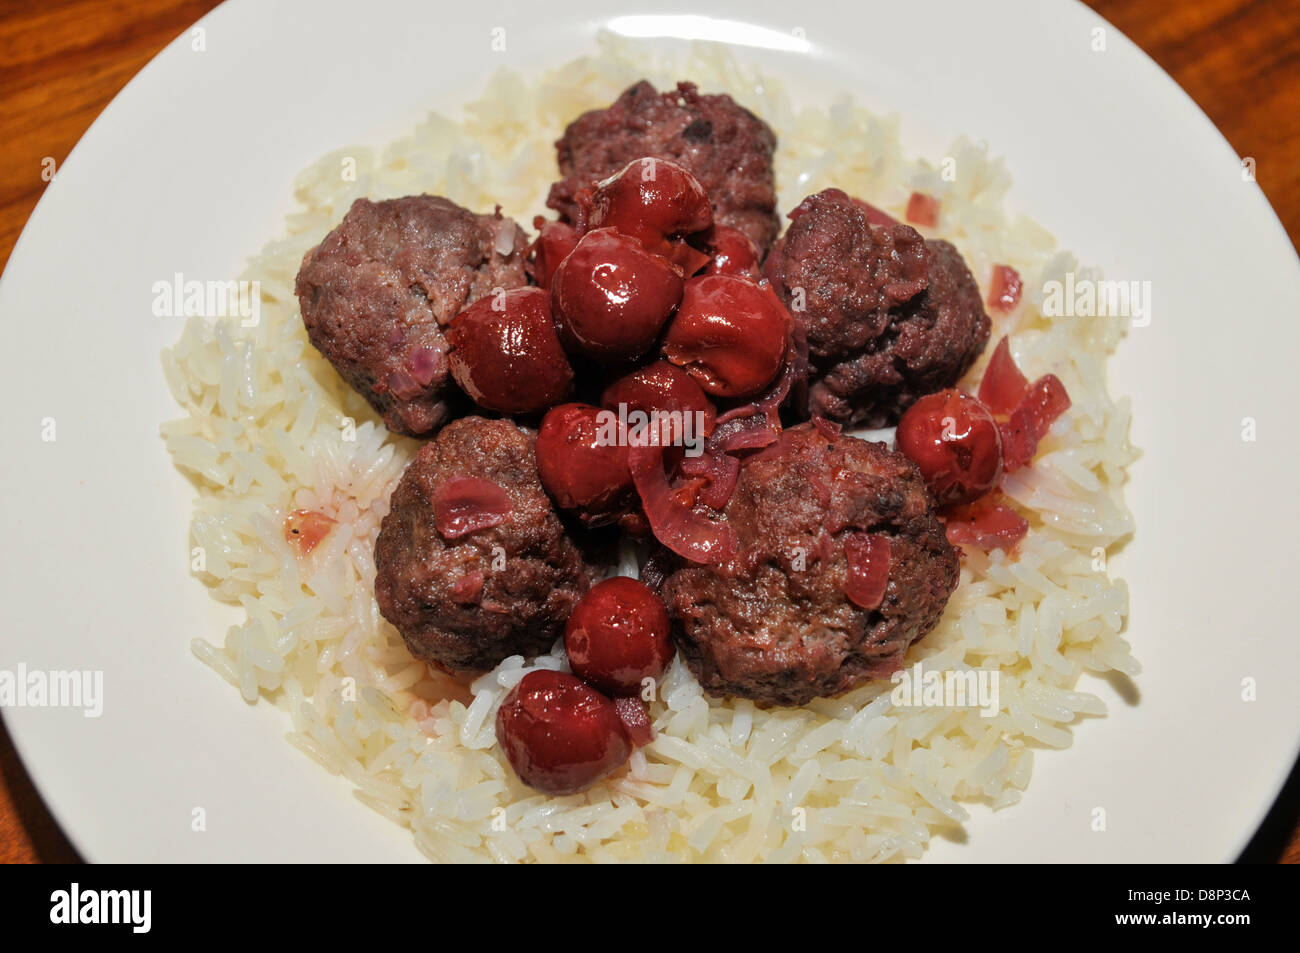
[
  {"left": 565, "top": 576, "right": 674, "bottom": 697},
  {"left": 896, "top": 389, "right": 1004, "bottom": 505},
  {"left": 494, "top": 670, "right": 630, "bottom": 795},
  {"left": 551, "top": 228, "right": 684, "bottom": 363},
  {"left": 446, "top": 287, "right": 573, "bottom": 415},
  {"left": 602, "top": 361, "right": 716, "bottom": 471},
  {"left": 601, "top": 359, "right": 715, "bottom": 421},
  {"left": 587, "top": 157, "right": 712, "bottom": 250},
  {"left": 536, "top": 403, "right": 634, "bottom": 526},
  {"left": 661, "top": 275, "right": 792, "bottom": 399},
  {"left": 697, "top": 224, "right": 760, "bottom": 278},
  {"left": 528, "top": 218, "right": 579, "bottom": 290}
]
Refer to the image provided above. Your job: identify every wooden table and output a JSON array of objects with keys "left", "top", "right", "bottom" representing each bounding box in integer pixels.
[{"left": 1, "top": 0, "right": 1297, "bottom": 864}]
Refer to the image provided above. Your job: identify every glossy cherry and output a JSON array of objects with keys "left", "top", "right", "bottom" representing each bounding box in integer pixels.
[
  {"left": 494, "top": 670, "right": 631, "bottom": 795},
  {"left": 601, "top": 360, "right": 715, "bottom": 419},
  {"left": 587, "top": 157, "right": 713, "bottom": 250},
  {"left": 446, "top": 287, "right": 573, "bottom": 415},
  {"left": 661, "top": 275, "right": 792, "bottom": 399},
  {"left": 896, "top": 389, "right": 1004, "bottom": 505},
  {"left": 536, "top": 403, "right": 634, "bottom": 526},
  {"left": 528, "top": 217, "right": 579, "bottom": 290},
  {"left": 602, "top": 361, "right": 716, "bottom": 471},
  {"left": 698, "top": 224, "right": 760, "bottom": 277},
  {"left": 551, "top": 228, "right": 684, "bottom": 363},
  {"left": 564, "top": 576, "right": 674, "bottom": 697}
]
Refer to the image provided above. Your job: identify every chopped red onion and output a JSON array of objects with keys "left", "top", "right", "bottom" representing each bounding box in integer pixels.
[{"left": 431, "top": 477, "right": 512, "bottom": 539}]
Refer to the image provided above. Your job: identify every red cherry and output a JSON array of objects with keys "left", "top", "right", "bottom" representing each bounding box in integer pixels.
[
  {"left": 602, "top": 361, "right": 716, "bottom": 472},
  {"left": 536, "top": 403, "right": 634, "bottom": 526},
  {"left": 551, "top": 228, "right": 684, "bottom": 363},
  {"left": 896, "top": 389, "right": 1004, "bottom": 505},
  {"left": 528, "top": 218, "right": 579, "bottom": 290},
  {"left": 587, "top": 157, "right": 712, "bottom": 250},
  {"left": 601, "top": 360, "right": 716, "bottom": 422},
  {"left": 494, "top": 670, "right": 630, "bottom": 795},
  {"left": 565, "top": 577, "right": 674, "bottom": 697},
  {"left": 698, "top": 224, "right": 760, "bottom": 277},
  {"left": 446, "top": 287, "right": 573, "bottom": 415},
  {"left": 661, "top": 276, "right": 792, "bottom": 399}
]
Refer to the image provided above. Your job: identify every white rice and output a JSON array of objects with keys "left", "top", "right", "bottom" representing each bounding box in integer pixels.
[{"left": 161, "top": 33, "right": 1137, "bottom": 863}]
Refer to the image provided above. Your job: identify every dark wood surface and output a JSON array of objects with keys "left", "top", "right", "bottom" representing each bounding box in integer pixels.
[{"left": 1, "top": 0, "right": 1296, "bottom": 864}]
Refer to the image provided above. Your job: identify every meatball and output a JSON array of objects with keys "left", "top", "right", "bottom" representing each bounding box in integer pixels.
[
  {"left": 763, "top": 189, "right": 991, "bottom": 427},
  {"left": 547, "top": 80, "right": 781, "bottom": 252},
  {"left": 374, "top": 416, "right": 591, "bottom": 676},
  {"left": 296, "top": 195, "right": 528, "bottom": 436},
  {"left": 660, "top": 423, "right": 959, "bottom": 706}
]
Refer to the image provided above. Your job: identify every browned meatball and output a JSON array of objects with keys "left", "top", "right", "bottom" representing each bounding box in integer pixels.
[
  {"left": 660, "top": 424, "right": 958, "bottom": 706},
  {"left": 763, "top": 189, "right": 990, "bottom": 427},
  {"left": 374, "top": 417, "right": 591, "bottom": 676},
  {"left": 296, "top": 196, "right": 528, "bottom": 437},
  {"left": 547, "top": 80, "right": 781, "bottom": 252}
]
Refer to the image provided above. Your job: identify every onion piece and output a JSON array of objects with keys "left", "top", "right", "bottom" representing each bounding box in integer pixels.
[
  {"left": 408, "top": 344, "right": 444, "bottom": 386},
  {"left": 847, "top": 196, "right": 901, "bottom": 227},
  {"left": 614, "top": 696, "right": 654, "bottom": 747},
  {"left": 448, "top": 571, "right": 485, "bottom": 603},
  {"left": 977, "top": 336, "right": 1029, "bottom": 416},
  {"left": 386, "top": 369, "right": 423, "bottom": 400},
  {"left": 988, "top": 264, "right": 1023, "bottom": 313},
  {"left": 843, "top": 533, "right": 891, "bottom": 609},
  {"left": 431, "top": 477, "right": 512, "bottom": 539},
  {"left": 667, "top": 240, "right": 711, "bottom": 278},
  {"left": 999, "top": 374, "right": 1071, "bottom": 472},
  {"left": 628, "top": 444, "right": 737, "bottom": 565},
  {"left": 905, "top": 192, "right": 940, "bottom": 227},
  {"left": 707, "top": 413, "right": 780, "bottom": 454},
  {"left": 812, "top": 415, "right": 842, "bottom": 440},
  {"left": 678, "top": 450, "right": 740, "bottom": 510},
  {"left": 493, "top": 216, "right": 517, "bottom": 256},
  {"left": 283, "top": 509, "right": 336, "bottom": 557}
]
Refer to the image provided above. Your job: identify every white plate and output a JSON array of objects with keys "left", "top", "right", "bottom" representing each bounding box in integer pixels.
[{"left": 2, "top": 0, "right": 1297, "bottom": 863}]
